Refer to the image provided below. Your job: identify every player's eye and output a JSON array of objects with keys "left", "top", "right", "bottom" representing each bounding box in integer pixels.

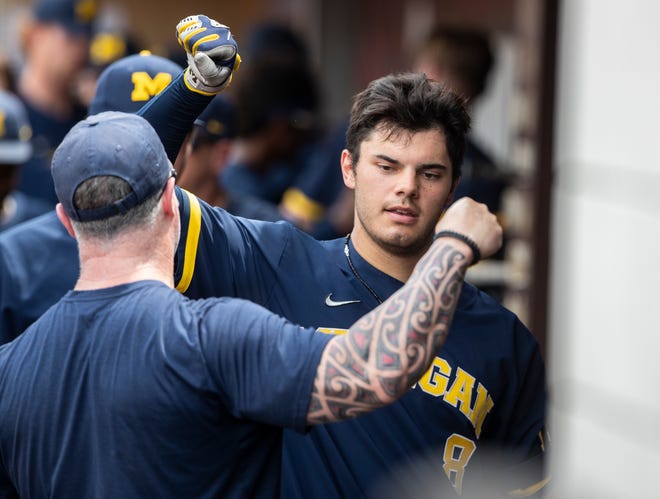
[{"left": 421, "top": 170, "right": 441, "bottom": 180}]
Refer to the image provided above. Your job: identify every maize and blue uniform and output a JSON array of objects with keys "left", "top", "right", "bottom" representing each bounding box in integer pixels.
[
  {"left": 0, "top": 280, "right": 331, "bottom": 498},
  {"left": 174, "top": 189, "right": 548, "bottom": 497}
]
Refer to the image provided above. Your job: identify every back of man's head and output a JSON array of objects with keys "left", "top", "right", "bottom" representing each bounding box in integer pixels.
[{"left": 51, "top": 112, "right": 173, "bottom": 238}]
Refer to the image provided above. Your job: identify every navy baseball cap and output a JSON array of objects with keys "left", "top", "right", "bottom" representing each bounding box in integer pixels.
[
  {"left": 89, "top": 51, "right": 183, "bottom": 115},
  {"left": 193, "top": 95, "right": 237, "bottom": 140},
  {"left": 52, "top": 111, "right": 172, "bottom": 222},
  {"left": 34, "top": 0, "right": 97, "bottom": 36},
  {"left": 0, "top": 90, "right": 33, "bottom": 165}
]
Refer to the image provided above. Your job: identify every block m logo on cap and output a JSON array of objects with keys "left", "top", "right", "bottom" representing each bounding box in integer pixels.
[{"left": 131, "top": 72, "right": 174, "bottom": 103}]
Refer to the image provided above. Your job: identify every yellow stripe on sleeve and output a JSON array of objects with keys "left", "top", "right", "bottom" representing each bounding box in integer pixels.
[
  {"left": 175, "top": 189, "right": 202, "bottom": 293},
  {"left": 281, "top": 187, "right": 325, "bottom": 223}
]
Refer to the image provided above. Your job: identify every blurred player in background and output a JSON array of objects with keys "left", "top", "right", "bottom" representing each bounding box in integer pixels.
[
  {"left": 0, "top": 90, "right": 51, "bottom": 232},
  {"left": 14, "top": 0, "right": 98, "bottom": 205},
  {"left": 73, "top": 18, "right": 141, "bottom": 109},
  {"left": 220, "top": 23, "right": 321, "bottom": 205},
  {"left": 177, "top": 94, "right": 284, "bottom": 221}
]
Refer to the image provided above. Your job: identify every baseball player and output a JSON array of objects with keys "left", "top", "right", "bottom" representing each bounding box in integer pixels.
[
  {"left": 155, "top": 16, "right": 548, "bottom": 497},
  {"left": 0, "top": 109, "right": 501, "bottom": 497},
  {"left": 15, "top": 0, "right": 98, "bottom": 204}
]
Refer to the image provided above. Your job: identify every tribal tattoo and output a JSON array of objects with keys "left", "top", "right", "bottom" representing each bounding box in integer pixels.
[{"left": 307, "top": 242, "right": 469, "bottom": 424}]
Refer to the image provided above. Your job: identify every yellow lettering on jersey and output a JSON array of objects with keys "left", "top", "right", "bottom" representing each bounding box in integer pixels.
[
  {"left": 417, "top": 357, "right": 451, "bottom": 396},
  {"left": 310, "top": 327, "right": 496, "bottom": 434},
  {"left": 316, "top": 327, "right": 348, "bottom": 336},
  {"left": 131, "top": 72, "right": 174, "bottom": 102},
  {"left": 443, "top": 433, "right": 476, "bottom": 495},
  {"left": 469, "top": 383, "right": 494, "bottom": 438},
  {"left": 444, "top": 367, "right": 476, "bottom": 419}
]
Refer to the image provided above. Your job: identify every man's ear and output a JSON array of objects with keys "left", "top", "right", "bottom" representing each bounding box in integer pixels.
[
  {"left": 55, "top": 204, "right": 76, "bottom": 239},
  {"left": 340, "top": 149, "right": 356, "bottom": 189},
  {"left": 162, "top": 177, "right": 178, "bottom": 216}
]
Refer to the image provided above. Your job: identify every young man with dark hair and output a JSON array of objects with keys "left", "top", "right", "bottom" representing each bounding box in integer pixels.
[{"left": 171, "top": 68, "right": 548, "bottom": 496}]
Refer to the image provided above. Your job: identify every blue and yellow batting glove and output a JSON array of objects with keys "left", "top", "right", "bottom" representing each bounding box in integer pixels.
[{"left": 176, "top": 14, "right": 241, "bottom": 96}]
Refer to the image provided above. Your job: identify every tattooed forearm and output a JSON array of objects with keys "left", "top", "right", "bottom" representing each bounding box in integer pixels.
[{"left": 307, "top": 242, "right": 470, "bottom": 424}]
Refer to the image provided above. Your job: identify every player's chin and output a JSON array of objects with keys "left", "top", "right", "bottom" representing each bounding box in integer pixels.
[{"left": 381, "top": 228, "right": 431, "bottom": 255}]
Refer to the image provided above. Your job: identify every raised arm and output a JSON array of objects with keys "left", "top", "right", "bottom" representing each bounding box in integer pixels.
[
  {"left": 307, "top": 197, "right": 502, "bottom": 424},
  {"left": 138, "top": 15, "right": 240, "bottom": 162}
]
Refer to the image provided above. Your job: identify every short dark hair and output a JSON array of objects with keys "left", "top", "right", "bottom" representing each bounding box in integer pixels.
[
  {"left": 345, "top": 72, "right": 471, "bottom": 180},
  {"left": 72, "top": 176, "right": 161, "bottom": 238}
]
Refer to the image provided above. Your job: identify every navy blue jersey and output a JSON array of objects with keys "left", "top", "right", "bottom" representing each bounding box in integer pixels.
[
  {"left": 174, "top": 189, "right": 548, "bottom": 497},
  {"left": 0, "top": 211, "right": 78, "bottom": 345},
  {"left": 0, "top": 280, "right": 331, "bottom": 498}
]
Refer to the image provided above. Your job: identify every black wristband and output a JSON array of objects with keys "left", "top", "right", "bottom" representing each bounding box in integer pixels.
[{"left": 433, "top": 230, "right": 481, "bottom": 265}]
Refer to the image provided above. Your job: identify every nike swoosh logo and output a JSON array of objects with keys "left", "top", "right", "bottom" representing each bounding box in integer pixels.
[{"left": 325, "top": 293, "right": 361, "bottom": 307}]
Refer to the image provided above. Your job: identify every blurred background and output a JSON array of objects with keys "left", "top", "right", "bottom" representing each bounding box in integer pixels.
[{"left": 1, "top": 0, "right": 658, "bottom": 496}]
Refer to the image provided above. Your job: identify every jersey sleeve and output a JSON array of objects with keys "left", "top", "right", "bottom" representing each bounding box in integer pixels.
[
  {"left": 173, "top": 187, "right": 294, "bottom": 304},
  {"left": 196, "top": 297, "right": 332, "bottom": 431},
  {"left": 137, "top": 73, "right": 213, "bottom": 163}
]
